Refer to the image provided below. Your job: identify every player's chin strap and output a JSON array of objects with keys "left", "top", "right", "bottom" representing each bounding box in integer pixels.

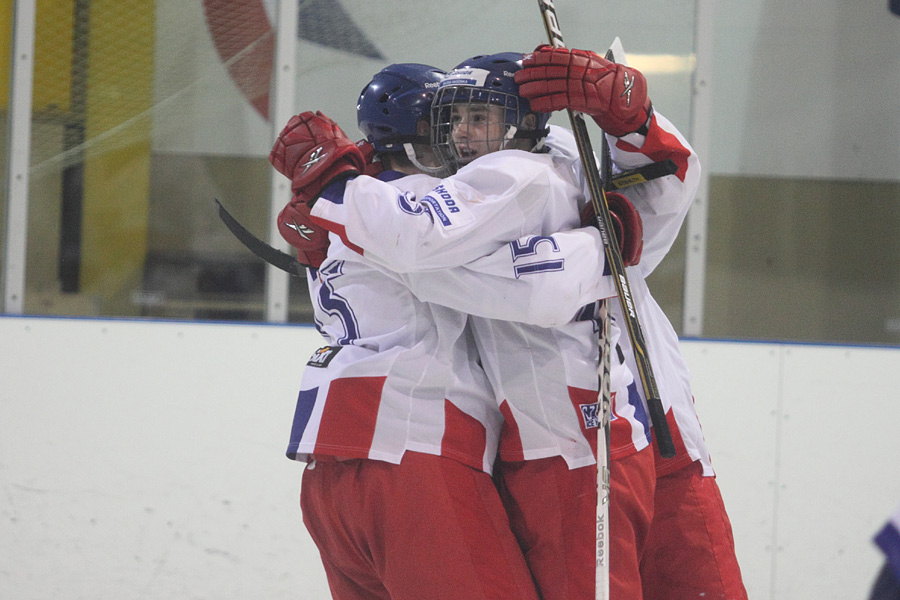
[
  {"left": 501, "top": 125, "right": 519, "bottom": 149},
  {"left": 403, "top": 143, "right": 452, "bottom": 177},
  {"left": 381, "top": 133, "right": 451, "bottom": 177},
  {"left": 505, "top": 124, "right": 551, "bottom": 152}
]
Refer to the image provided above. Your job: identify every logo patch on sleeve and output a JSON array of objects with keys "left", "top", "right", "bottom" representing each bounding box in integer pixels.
[
  {"left": 307, "top": 345, "right": 342, "bottom": 368},
  {"left": 417, "top": 183, "right": 473, "bottom": 230}
]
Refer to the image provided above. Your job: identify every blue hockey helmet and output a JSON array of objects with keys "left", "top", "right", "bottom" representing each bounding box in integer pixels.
[
  {"left": 432, "top": 52, "right": 551, "bottom": 171},
  {"left": 357, "top": 63, "right": 446, "bottom": 153}
]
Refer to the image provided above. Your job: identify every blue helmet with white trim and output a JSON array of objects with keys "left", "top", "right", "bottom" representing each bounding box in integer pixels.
[{"left": 357, "top": 63, "right": 446, "bottom": 153}]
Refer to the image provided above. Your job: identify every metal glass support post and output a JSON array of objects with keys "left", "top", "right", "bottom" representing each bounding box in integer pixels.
[
  {"left": 3, "top": 0, "right": 37, "bottom": 314},
  {"left": 683, "top": 0, "right": 715, "bottom": 336},
  {"left": 264, "top": 0, "right": 299, "bottom": 322}
]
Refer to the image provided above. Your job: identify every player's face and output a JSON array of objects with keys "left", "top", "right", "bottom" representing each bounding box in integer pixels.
[{"left": 450, "top": 103, "right": 509, "bottom": 162}]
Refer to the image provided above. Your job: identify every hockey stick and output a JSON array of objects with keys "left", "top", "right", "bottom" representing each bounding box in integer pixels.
[
  {"left": 536, "top": 0, "right": 675, "bottom": 462},
  {"left": 213, "top": 161, "right": 675, "bottom": 280},
  {"left": 595, "top": 295, "right": 612, "bottom": 599},
  {"left": 609, "top": 159, "right": 677, "bottom": 190},
  {"left": 591, "top": 39, "right": 619, "bottom": 600},
  {"left": 213, "top": 198, "right": 309, "bottom": 278}
]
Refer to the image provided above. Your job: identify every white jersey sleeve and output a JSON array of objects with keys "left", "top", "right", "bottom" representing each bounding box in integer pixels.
[
  {"left": 310, "top": 150, "right": 582, "bottom": 273},
  {"left": 546, "top": 111, "right": 700, "bottom": 277},
  {"left": 403, "top": 227, "right": 621, "bottom": 327},
  {"left": 610, "top": 112, "right": 700, "bottom": 275}
]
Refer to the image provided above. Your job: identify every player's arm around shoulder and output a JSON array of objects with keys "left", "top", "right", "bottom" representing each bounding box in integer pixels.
[
  {"left": 611, "top": 111, "right": 701, "bottom": 275},
  {"left": 452, "top": 149, "right": 553, "bottom": 198},
  {"left": 350, "top": 152, "right": 557, "bottom": 272},
  {"left": 404, "top": 226, "right": 618, "bottom": 327},
  {"left": 309, "top": 173, "right": 442, "bottom": 271}
]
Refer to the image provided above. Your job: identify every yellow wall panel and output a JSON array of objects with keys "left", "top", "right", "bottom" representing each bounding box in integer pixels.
[
  {"left": 0, "top": 1, "right": 12, "bottom": 110},
  {"left": 32, "top": 0, "right": 75, "bottom": 113},
  {"left": 78, "top": 0, "right": 155, "bottom": 311}
]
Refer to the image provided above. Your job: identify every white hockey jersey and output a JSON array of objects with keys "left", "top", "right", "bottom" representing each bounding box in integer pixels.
[
  {"left": 285, "top": 171, "right": 503, "bottom": 474},
  {"left": 437, "top": 110, "right": 716, "bottom": 473},
  {"left": 545, "top": 117, "right": 714, "bottom": 475},
  {"left": 312, "top": 142, "right": 652, "bottom": 468},
  {"left": 311, "top": 111, "right": 712, "bottom": 473}
]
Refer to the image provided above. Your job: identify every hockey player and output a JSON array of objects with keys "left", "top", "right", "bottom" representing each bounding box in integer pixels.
[
  {"left": 283, "top": 50, "right": 744, "bottom": 598},
  {"left": 305, "top": 53, "right": 666, "bottom": 600},
  {"left": 272, "top": 63, "right": 541, "bottom": 600},
  {"left": 514, "top": 44, "right": 748, "bottom": 599}
]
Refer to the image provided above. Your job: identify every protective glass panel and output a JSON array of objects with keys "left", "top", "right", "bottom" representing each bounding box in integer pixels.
[
  {"left": 15, "top": 0, "right": 896, "bottom": 341},
  {"left": 699, "top": 1, "right": 900, "bottom": 344},
  {"left": 705, "top": 177, "right": 900, "bottom": 345},
  {"left": 21, "top": 0, "right": 274, "bottom": 319},
  {"left": 279, "top": 0, "right": 698, "bottom": 325},
  {"left": 0, "top": 1, "right": 9, "bottom": 290},
  {"left": 555, "top": 0, "right": 696, "bottom": 335}
]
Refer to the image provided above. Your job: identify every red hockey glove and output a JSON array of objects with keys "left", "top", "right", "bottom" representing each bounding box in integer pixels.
[
  {"left": 269, "top": 111, "right": 366, "bottom": 196},
  {"left": 580, "top": 192, "right": 644, "bottom": 267},
  {"left": 277, "top": 190, "right": 329, "bottom": 269},
  {"left": 516, "top": 45, "right": 652, "bottom": 137}
]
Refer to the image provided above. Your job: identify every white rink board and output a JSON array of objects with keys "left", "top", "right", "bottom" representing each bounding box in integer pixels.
[
  {"left": 2, "top": 316, "right": 899, "bottom": 599},
  {"left": 775, "top": 346, "right": 900, "bottom": 598},
  {"left": 0, "top": 316, "right": 328, "bottom": 600},
  {"left": 681, "top": 341, "right": 900, "bottom": 600},
  {"left": 680, "top": 341, "right": 782, "bottom": 598}
]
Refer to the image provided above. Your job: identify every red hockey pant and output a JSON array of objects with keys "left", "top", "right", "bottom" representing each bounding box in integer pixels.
[
  {"left": 641, "top": 460, "right": 748, "bottom": 600},
  {"left": 495, "top": 448, "right": 656, "bottom": 600},
  {"left": 299, "top": 451, "right": 539, "bottom": 600}
]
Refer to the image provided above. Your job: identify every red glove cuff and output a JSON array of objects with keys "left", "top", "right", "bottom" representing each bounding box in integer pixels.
[
  {"left": 277, "top": 191, "right": 330, "bottom": 269},
  {"left": 294, "top": 159, "right": 359, "bottom": 196},
  {"left": 578, "top": 192, "right": 644, "bottom": 267},
  {"left": 356, "top": 139, "right": 384, "bottom": 177}
]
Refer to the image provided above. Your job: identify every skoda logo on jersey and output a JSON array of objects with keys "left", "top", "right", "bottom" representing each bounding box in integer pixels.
[
  {"left": 580, "top": 402, "right": 600, "bottom": 429},
  {"left": 420, "top": 184, "right": 462, "bottom": 228},
  {"left": 307, "top": 345, "right": 342, "bottom": 368}
]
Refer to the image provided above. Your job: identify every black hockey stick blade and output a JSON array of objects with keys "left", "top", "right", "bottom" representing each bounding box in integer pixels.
[
  {"left": 608, "top": 159, "right": 678, "bottom": 191},
  {"left": 213, "top": 198, "right": 308, "bottom": 278}
]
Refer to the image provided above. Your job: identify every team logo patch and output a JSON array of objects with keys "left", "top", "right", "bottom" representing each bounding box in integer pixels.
[
  {"left": 418, "top": 183, "right": 473, "bottom": 230},
  {"left": 397, "top": 190, "right": 431, "bottom": 220},
  {"left": 307, "top": 345, "right": 342, "bottom": 368},
  {"left": 580, "top": 402, "right": 600, "bottom": 429}
]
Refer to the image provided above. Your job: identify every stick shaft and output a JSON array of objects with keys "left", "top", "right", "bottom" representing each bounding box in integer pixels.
[{"left": 536, "top": 0, "right": 675, "bottom": 459}]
